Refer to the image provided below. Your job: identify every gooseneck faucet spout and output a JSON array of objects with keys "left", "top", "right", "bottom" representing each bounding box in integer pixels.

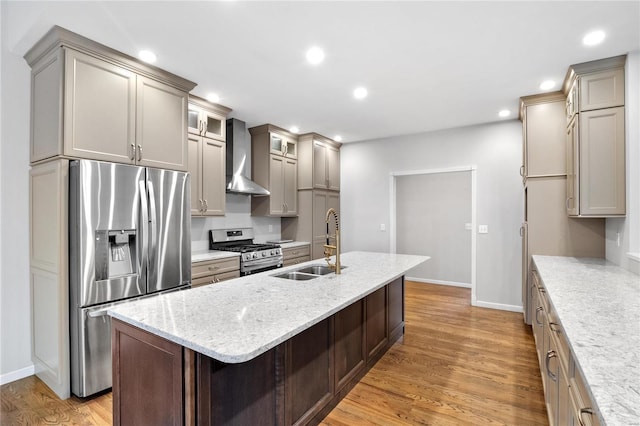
[{"left": 324, "top": 208, "right": 341, "bottom": 274}]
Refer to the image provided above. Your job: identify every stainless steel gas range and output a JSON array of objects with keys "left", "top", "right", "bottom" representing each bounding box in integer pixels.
[{"left": 209, "top": 228, "right": 283, "bottom": 275}]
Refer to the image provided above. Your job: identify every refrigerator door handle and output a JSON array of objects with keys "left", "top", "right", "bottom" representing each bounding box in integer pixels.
[
  {"left": 147, "top": 180, "right": 158, "bottom": 251},
  {"left": 138, "top": 179, "right": 149, "bottom": 278}
]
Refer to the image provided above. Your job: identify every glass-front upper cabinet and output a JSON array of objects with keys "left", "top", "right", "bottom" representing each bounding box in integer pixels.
[
  {"left": 270, "top": 133, "right": 297, "bottom": 158},
  {"left": 187, "top": 97, "right": 229, "bottom": 142}
]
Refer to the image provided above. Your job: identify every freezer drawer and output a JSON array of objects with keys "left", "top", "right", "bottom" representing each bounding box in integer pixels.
[{"left": 71, "top": 302, "right": 117, "bottom": 397}]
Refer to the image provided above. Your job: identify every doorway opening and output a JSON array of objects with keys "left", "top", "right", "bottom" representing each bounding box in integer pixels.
[{"left": 390, "top": 166, "right": 477, "bottom": 305}]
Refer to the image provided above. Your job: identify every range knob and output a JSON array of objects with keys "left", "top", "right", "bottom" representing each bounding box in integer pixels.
[
  {"left": 262, "top": 252, "right": 267, "bottom": 257},
  {"left": 252, "top": 253, "right": 258, "bottom": 259},
  {"left": 270, "top": 250, "right": 275, "bottom": 255}
]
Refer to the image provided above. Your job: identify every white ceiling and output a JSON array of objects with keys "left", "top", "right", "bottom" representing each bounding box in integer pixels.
[{"left": 4, "top": 1, "right": 640, "bottom": 143}]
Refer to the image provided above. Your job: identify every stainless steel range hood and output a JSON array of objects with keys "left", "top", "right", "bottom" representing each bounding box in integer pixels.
[{"left": 226, "top": 118, "right": 270, "bottom": 196}]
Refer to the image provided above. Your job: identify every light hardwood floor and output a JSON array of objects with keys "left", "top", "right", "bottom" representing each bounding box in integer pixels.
[{"left": 1, "top": 282, "right": 547, "bottom": 425}]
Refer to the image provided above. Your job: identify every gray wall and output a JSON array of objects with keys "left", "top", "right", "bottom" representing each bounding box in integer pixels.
[
  {"left": 396, "top": 171, "right": 472, "bottom": 285},
  {"left": 340, "top": 121, "right": 523, "bottom": 310},
  {"left": 606, "top": 51, "right": 640, "bottom": 275}
]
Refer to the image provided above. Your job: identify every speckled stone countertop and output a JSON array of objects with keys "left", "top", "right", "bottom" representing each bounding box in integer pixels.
[
  {"left": 532, "top": 255, "right": 640, "bottom": 426},
  {"left": 191, "top": 250, "right": 240, "bottom": 263},
  {"left": 109, "top": 251, "right": 428, "bottom": 364}
]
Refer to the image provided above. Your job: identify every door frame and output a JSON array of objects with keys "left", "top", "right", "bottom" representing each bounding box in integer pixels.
[{"left": 390, "top": 166, "right": 477, "bottom": 306}]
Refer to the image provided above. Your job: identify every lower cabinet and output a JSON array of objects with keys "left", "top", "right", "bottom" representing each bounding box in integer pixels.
[
  {"left": 286, "top": 319, "right": 333, "bottom": 425},
  {"left": 112, "top": 277, "right": 405, "bottom": 426},
  {"left": 191, "top": 256, "right": 240, "bottom": 287},
  {"left": 366, "top": 286, "right": 388, "bottom": 362},
  {"left": 532, "top": 268, "right": 602, "bottom": 426},
  {"left": 112, "top": 319, "right": 185, "bottom": 426},
  {"left": 334, "top": 300, "right": 365, "bottom": 392},
  {"left": 282, "top": 245, "right": 311, "bottom": 267}
]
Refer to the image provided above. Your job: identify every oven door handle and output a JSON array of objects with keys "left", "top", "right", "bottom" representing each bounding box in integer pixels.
[{"left": 243, "top": 256, "right": 283, "bottom": 271}]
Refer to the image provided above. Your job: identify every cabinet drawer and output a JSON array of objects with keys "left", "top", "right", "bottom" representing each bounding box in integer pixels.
[
  {"left": 282, "top": 245, "right": 310, "bottom": 260},
  {"left": 192, "top": 257, "right": 240, "bottom": 279},
  {"left": 570, "top": 365, "right": 601, "bottom": 426},
  {"left": 283, "top": 255, "right": 311, "bottom": 267},
  {"left": 192, "top": 270, "right": 241, "bottom": 288}
]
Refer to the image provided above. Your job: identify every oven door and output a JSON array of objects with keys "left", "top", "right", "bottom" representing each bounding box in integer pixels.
[{"left": 241, "top": 258, "right": 283, "bottom": 275}]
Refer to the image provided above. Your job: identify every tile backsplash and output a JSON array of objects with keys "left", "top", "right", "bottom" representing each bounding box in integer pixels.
[{"left": 191, "top": 193, "right": 281, "bottom": 251}]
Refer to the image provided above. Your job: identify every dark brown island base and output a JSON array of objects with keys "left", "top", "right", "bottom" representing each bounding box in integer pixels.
[{"left": 112, "top": 277, "right": 404, "bottom": 426}]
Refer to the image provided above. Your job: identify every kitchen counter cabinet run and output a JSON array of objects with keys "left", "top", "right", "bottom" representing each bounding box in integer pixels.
[{"left": 112, "top": 277, "right": 405, "bottom": 426}]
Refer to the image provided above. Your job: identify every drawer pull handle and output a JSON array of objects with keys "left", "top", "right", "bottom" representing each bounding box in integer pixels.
[
  {"left": 549, "top": 322, "right": 560, "bottom": 333},
  {"left": 545, "top": 350, "right": 557, "bottom": 382},
  {"left": 208, "top": 266, "right": 220, "bottom": 271},
  {"left": 535, "top": 307, "right": 543, "bottom": 326},
  {"left": 578, "top": 408, "right": 594, "bottom": 426}
]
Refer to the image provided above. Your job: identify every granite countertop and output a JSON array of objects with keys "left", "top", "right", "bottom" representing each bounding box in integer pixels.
[
  {"left": 191, "top": 250, "right": 240, "bottom": 263},
  {"left": 109, "top": 251, "right": 428, "bottom": 364},
  {"left": 532, "top": 255, "right": 640, "bottom": 425}
]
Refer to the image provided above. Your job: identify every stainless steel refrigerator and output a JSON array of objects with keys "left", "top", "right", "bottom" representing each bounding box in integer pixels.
[{"left": 69, "top": 159, "right": 191, "bottom": 397}]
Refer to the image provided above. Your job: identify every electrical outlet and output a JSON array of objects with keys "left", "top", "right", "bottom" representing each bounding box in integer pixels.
[
  {"left": 269, "top": 224, "right": 273, "bottom": 233},
  {"left": 380, "top": 224, "right": 386, "bottom": 232},
  {"left": 479, "top": 225, "right": 489, "bottom": 234},
  {"left": 465, "top": 223, "right": 472, "bottom": 230}
]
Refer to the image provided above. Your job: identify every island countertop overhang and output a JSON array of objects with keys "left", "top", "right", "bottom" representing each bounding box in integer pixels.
[{"left": 108, "top": 251, "right": 429, "bottom": 363}]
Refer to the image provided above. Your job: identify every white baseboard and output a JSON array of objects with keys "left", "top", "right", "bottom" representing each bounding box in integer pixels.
[
  {"left": 406, "top": 277, "right": 472, "bottom": 288},
  {"left": 474, "top": 300, "right": 523, "bottom": 313},
  {"left": 1, "top": 364, "right": 35, "bottom": 385}
]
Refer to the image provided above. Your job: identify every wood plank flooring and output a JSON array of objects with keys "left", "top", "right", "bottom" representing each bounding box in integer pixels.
[
  {"left": 320, "top": 282, "right": 547, "bottom": 425},
  {"left": 0, "top": 281, "right": 547, "bottom": 425}
]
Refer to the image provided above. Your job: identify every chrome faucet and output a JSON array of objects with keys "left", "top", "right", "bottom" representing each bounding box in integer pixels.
[{"left": 324, "top": 208, "right": 341, "bottom": 274}]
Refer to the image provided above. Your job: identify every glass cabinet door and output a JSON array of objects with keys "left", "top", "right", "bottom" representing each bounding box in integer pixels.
[
  {"left": 270, "top": 134, "right": 284, "bottom": 155},
  {"left": 203, "top": 111, "right": 224, "bottom": 141},
  {"left": 188, "top": 106, "right": 201, "bottom": 135},
  {"left": 285, "top": 139, "right": 297, "bottom": 158}
]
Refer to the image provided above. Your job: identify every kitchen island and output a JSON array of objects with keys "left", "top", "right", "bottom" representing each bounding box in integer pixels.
[{"left": 108, "top": 251, "right": 428, "bottom": 426}]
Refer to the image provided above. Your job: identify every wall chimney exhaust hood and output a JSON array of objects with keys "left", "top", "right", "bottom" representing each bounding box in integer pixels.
[{"left": 226, "top": 118, "right": 270, "bottom": 196}]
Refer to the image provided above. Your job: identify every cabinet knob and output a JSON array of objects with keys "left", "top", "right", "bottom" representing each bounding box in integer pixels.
[{"left": 519, "top": 165, "right": 524, "bottom": 177}]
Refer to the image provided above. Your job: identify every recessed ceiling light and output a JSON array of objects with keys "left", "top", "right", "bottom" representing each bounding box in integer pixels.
[
  {"left": 138, "top": 50, "right": 157, "bottom": 64},
  {"left": 498, "top": 109, "right": 511, "bottom": 118},
  {"left": 306, "top": 46, "right": 325, "bottom": 65},
  {"left": 539, "top": 80, "right": 556, "bottom": 91},
  {"left": 206, "top": 93, "right": 220, "bottom": 103},
  {"left": 583, "top": 30, "right": 605, "bottom": 46},
  {"left": 353, "top": 87, "right": 368, "bottom": 100},
  {"left": 334, "top": 135, "right": 343, "bottom": 142},
  {"left": 289, "top": 126, "right": 300, "bottom": 134}
]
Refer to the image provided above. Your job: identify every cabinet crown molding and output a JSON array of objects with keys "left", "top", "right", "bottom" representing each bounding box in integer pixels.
[
  {"left": 188, "top": 94, "right": 232, "bottom": 116},
  {"left": 562, "top": 54, "right": 627, "bottom": 94},
  {"left": 298, "top": 132, "right": 342, "bottom": 148},
  {"left": 248, "top": 123, "right": 298, "bottom": 140},
  {"left": 518, "top": 91, "right": 566, "bottom": 121},
  {"left": 24, "top": 25, "right": 196, "bottom": 92}
]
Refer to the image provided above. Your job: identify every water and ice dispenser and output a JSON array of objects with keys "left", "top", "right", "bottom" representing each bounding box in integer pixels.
[{"left": 94, "top": 230, "right": 137, "bottom": 281}]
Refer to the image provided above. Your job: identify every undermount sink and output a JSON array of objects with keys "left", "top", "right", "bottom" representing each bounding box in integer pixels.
[
  {"left": 296, "top": 265, "right": 347, "bottom": 276},
  {"left": 272, "top": 264, "right": 347, "bottom": 280},
  {"left": 272, "top": 271, "right": 318, "bottom": 281}
]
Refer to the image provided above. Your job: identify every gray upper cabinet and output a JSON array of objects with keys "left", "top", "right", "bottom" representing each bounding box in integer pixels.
[
  {"left": 298, "top": 133, "right": 341, "bottom": 191},
  {"left": 520, "top": 93, "right": 567, "bottom": 180},
  {"left": 187, "top": 96, "right": 231, "bottom": 216},
  {"left": 564, "top": 55, "right": 626, "bottom": 217},
  {"left": 249, "top": 124, "right": 298, "bottom": 217},
  {"left": 25, "top": 26, "right": 196, "bottom": 170}
]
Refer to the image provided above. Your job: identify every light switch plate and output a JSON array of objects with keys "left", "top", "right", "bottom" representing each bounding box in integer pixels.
[
  {"left": 380, "top": 224, "right": 386, "bottom": 231},
  {"left": 479, "top": 225, "right": 489, "bottom": 234}
]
